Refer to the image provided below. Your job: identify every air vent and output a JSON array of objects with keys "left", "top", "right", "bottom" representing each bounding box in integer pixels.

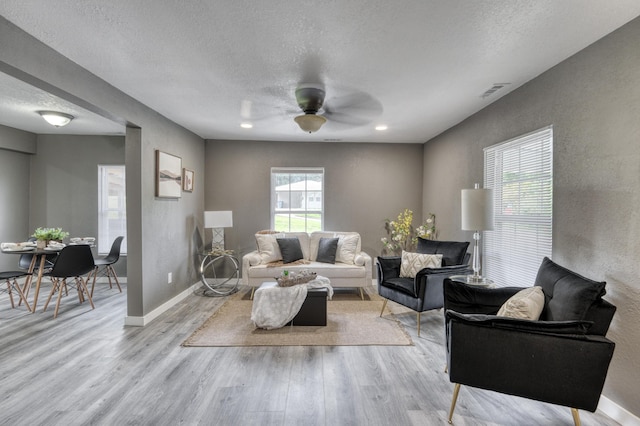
[{"left": 481, "top": 83, "right": 511, "bottom": 99}]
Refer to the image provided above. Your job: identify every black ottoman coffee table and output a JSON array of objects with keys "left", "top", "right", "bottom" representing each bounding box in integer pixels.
[{"left": 257, "top": 281, "right": 328, "bottom": 326}]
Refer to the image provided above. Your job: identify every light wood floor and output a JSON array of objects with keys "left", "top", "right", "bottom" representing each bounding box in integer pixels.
[{"left": 0, "top": 281, "right": 620, "bottom": 426}]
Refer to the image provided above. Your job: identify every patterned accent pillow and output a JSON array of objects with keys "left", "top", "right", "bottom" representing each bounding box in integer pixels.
[
  {"left": 399, "top": 251, "right": 443, "bottom": 278},
  {"left": 497, "top": 286, "right": 545, "bottom": 320}
]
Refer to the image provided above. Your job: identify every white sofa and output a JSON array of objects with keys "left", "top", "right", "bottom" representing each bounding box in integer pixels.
[{"left": 242, "top": 231, "right": 372, "bottom": 299}]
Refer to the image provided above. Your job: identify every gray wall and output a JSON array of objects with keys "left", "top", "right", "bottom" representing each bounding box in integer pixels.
[
  {"left": 1, "top": 16, "right": 206, "bottom": 318},
  {"left": 423, "top": 16, "right": 640, "bottom": 416},
  {"left": 204, "top": 140, "right": 424, "bottom": 267},
  {"left": 0, "top": 125, "right": 34, "bottom": 270},
  {"left": 29, "top": 134, "right": 126, "bottom": 276}
]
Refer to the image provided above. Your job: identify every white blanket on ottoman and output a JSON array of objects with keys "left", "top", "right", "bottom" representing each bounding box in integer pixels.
[{"left": 251, "top": 276, "right": 333, "bottom": 330}]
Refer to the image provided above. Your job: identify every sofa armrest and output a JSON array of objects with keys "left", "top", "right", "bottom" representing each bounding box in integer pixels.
[
  {"left": 242, "top": 251, "right": 262, "bottom": 285},
  {"left": 355, "top": 252, "right": 373, "bottom": 282},
  {"left": 376, "top": 256, "right": 401, "bottom": 284},
  {"left": 446, "top": 310, "right": 594, "bottom": 335}
]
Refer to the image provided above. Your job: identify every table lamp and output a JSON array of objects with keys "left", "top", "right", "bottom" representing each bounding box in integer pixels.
[
  {"left": 461, "top": 184, "right": 494, "bottom": 282},
  {"left": 204, "top": 211, "right": 233, "bottom": 252}
]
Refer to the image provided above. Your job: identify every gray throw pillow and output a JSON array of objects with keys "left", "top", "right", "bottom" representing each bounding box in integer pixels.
[
  {"left": 316, "top": 237, "right": 338, "bottom": 264},
  {"left": 276, "top": 238, "right": 304, "bottom": 264}
]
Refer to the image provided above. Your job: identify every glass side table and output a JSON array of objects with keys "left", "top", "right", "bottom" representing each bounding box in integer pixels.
[
  {"left": 448, "top": 274, "right": 495, "bottom": 288},
  {"left": 199, "top": 252, "right": 240, "bottom": 296}
]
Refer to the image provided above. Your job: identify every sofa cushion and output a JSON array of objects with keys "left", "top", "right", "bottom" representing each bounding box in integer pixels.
[
  {"left": 497, "top": 286, "right": 545, "bottom": 320},
  {"left": 535, "top": 257, "right": 606, "bottom": 321},
  {"left": 336, "top": 234, "right": 359, "bottom": 264},
  {"left": 399, "top": 251, "right": 443, "bottom": 278},
  {"left": 316, "top": 237, "right": 338, "bottom": 264},
  {"left": 277, "top": 238, "right": 304, "bottom": 264},
  {"left": 383, "top": 277, "right": 417, "bottom": 297},
  {"left": 416, "top": 238, "right": 469, "bottom": 266},
  {"left": 255, "top": 233, "right": 283, "bottom": 263}
]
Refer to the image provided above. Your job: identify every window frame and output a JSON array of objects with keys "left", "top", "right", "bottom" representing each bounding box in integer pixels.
[{"left": 270, "top": 167, "right": 324, "bottom": 232}]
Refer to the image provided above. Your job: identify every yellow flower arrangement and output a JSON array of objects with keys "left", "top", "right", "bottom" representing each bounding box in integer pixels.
[{"left": 381, "top": 210, "right": 437, "bottom": 255}]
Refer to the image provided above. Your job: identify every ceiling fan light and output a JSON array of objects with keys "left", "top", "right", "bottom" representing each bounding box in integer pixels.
[
  {"left": 294, "top": 114, "right": 326, "bottom": 133},
  {"left": 38, "top": 111, "right": 74, "bottom": 127}
]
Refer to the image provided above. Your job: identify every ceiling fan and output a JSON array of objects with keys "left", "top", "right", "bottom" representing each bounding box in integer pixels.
[{"left": 292, "top": 84, "right": 383, "bottom": 133}]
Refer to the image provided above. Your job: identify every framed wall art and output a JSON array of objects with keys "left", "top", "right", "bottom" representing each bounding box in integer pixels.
[
  {"left": 156, "top": 150, "right": 182, "bottom": 198},
  {"left": 183, "top": 168, "right": 194, "bottom": 192}
]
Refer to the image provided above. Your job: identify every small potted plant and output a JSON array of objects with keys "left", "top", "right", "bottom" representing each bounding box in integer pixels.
[{"left": 32, "top": 227, "right": 69, "bottom": 249}]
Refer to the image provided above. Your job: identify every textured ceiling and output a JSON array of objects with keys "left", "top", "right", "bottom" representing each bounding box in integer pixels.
[{"left": 1, "top": 1, "right": 640, "bottom": 142}]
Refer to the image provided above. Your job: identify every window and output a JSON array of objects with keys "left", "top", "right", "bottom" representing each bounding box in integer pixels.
[
  {"left": 98, "top": 165, "right": 127, "bottom": 255},
  {"left": 271, "top": 167, "right": 324, "bottom": 232},
  {"left": 484, "top": 126, "right": 553, "bottom": 287}
]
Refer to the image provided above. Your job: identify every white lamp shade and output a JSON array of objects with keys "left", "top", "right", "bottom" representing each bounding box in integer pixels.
[
  {"left": 204, "top": 210, "right": 233, "bottom": 228},
  {"left": 461, "top": 188, "right": 494, "bottom": 231}
]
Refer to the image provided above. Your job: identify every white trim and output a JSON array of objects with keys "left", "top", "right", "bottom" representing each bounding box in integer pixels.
[
  {"left": 124, "top": 281, "right": 200, "bottom": 327},
  {"left": 598, "top": 395, "right": 640, "bottom": 426}
]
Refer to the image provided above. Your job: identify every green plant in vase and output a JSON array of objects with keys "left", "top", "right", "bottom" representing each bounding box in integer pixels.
[{"left": 32, "top": 227, "right": 69, "bottom": 248}]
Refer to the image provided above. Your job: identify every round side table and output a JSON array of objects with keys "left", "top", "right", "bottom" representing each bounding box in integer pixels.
[
  {"left": 199, "top": 253, "right": 239, "bottom": 296},
  {"left": 448, "top": 274, "right": 495, "bottom": 288}
]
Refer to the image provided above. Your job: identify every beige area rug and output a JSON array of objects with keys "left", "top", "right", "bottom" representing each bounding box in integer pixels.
[{"left": 182, "top": 290, "right": 413, "bottom": 347}]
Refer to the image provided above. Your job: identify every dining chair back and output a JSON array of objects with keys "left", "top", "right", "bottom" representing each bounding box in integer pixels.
[
  {"left": 91, "top": 236, "right": 124, "bottom": 296},
  {"left": 43, "top": 245, "right": 96, "bottom": 318}
]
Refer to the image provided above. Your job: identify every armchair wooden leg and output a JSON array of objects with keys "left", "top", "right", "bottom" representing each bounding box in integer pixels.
[
  {"left": 417, "top": 312, "right": 421, "bottom": 337},
  {"left": 571, "top": 408, "right": 581, "bottom": 426},
  {"left": 250, "top": 287, "right": 255, "bottom": 300},
  {"left": 448, "top": 383, "right": 461, "bottom": 424},
  {"left": 380, "top": 299, "right": 387, "bottom": 316},
  {"left": 359, "top": 287, "right": 364, "bottom": 300}
]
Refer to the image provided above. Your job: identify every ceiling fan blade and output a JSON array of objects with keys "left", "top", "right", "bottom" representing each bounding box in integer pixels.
[{"left": 323, "top": 91, "right": 383, "bottom": 127}]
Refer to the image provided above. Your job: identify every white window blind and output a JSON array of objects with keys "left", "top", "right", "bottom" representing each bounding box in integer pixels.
[
  {"left": 98, "top": 165, "right": 127, "bottom": 255},
  {"left": 271, "top": 167, "right": 324, "bottom": 232},
  {"left": 483, "top": 126, "right": 553, "bottom": 287}
]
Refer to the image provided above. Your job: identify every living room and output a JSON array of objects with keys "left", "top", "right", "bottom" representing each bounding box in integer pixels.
[{"left": 1, "top": 3, "right": 639, "bottom": 425}]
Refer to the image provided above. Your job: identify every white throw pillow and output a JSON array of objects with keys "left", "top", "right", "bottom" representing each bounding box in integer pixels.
[
  {"left": 335, "top": 234, "right": 359, "bottom": 264},
  {"left": 255, "top": 233, "right": 283, "bottom": 263},
  {"left": 399, "top": 251, "right": 443, "bottom": 278},
  {"left": 497, "top": 286, "right": 545, "bottom": 320}
]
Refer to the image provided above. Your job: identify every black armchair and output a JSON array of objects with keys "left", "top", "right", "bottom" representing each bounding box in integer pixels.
[
  {"left": 444, "top": 257, "right": 616, "bottom": 425},
  {"left": 377, "top": 239, "right": 472, "bottom": 336}
]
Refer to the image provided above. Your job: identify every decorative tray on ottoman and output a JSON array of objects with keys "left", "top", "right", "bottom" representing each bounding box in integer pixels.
[{"left": 276, "top": 271, "right": 317, "bottom": 287}]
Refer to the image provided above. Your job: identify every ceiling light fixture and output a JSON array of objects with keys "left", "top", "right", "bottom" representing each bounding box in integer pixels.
[
  {"left": 294, "top": 113, "right": 326, "bottom": 133},
  {"left": 38, "top": 111, "right": 74, "bottom": 127},
  {"left": 240, "top": 122, "right": 253, "bottom": 129},
  {"left": 375, "top": 125, "right": 388, "bottom": 131}
]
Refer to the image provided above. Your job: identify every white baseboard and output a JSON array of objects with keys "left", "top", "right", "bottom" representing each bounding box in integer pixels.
[
  {"left": 598, "top": 395, "right": 640, "bottom": 426},
  {"left": 124, "top": 281, "right": 200, "bottom": 327}
]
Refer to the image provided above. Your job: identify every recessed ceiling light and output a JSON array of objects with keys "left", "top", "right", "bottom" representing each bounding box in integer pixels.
[
  {"left": 375, "top": 125, "right": 388, "bottom": 131},
  {"left": 240, "top": 122, "right": 253, "bottom": 129}
]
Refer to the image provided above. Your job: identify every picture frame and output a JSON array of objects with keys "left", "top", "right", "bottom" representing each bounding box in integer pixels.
[
  {"left": 156, "top": 150, "right": 182, "bottom": 198},
  {"left": 183, "top": 168, "right": 194, "bottom": 192}
]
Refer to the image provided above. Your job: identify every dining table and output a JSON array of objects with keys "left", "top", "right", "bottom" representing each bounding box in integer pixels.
[{"left": 1, "top": 244, "right": 62, "bottom": 313}]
